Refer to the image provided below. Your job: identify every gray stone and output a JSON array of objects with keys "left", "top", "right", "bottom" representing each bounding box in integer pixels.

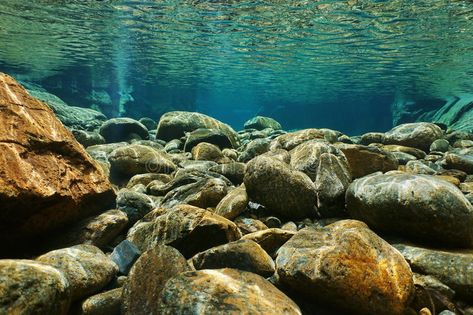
[
  {"left": 244, "top": 116, "right": 282, "bottom": 130},
  {"left": 384, "top": 122, "right": 443, "bottom": 151},
  {"left": 111, "top": 240, "right": 142, "bottom": 275}
]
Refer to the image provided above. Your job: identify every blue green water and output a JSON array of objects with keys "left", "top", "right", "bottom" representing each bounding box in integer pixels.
[{"left": 1, "top": 0, "right": 473, "bottom": 134}]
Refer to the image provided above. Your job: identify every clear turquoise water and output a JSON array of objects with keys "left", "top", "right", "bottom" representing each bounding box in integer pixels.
[{"left": 1, "top": 0, "right": 473, "bottom": 133}]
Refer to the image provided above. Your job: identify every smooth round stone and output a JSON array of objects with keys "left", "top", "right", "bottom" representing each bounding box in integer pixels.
[
  {"left": 384, "top": 122, "right": 443, "bottom": 151},
  {"left": 0, "top": 260, "right": 71, "bottom": 315},
  {"left": 99, "top": 117, "right": 149, "bottom": 143},
  {"left": 244, "top": 116, "right": 282, "bottom": 130},
  {"left": 36, "top": 244, "right": 118, "bottom": 301},
  {"left": 156, "top": 268, "right": 302, "bottom": 314},
  {"left": 139, "top": 117, "right": 157, "bottom": 130},
  {"left": 430, "top": 139, "right": 450, "bottom": 152},
  {"left": 346, "top": 172, "right": 473, "bottom": 247}
]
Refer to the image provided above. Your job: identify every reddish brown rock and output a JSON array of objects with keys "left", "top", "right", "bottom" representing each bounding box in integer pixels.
[{"left": 0, "top": 73, "right": 115, "bottom": 246}]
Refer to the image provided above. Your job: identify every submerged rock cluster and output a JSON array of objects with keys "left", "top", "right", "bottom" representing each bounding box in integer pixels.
[{"left": 2, "top": 73, "right": 473, "bottom": 314}]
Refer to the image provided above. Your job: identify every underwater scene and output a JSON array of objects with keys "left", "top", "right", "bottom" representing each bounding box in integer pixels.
[{"left": 1, "top": 0, "right": 473, "bottom": 314}]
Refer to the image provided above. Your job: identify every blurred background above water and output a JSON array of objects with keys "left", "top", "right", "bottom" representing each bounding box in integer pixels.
[{"left": 1, "top": 0, "right": 473, "bottom": 134}]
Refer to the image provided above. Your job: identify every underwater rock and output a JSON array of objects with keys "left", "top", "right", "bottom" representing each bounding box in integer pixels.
[
  {"left": 394, "top": 244, "right": 473, "bottom": 302},
  {"left": 405, "top": 160, "right": 436, "bottom": 175},
  {"left": 238, "top": 138, "right": 271, "bottom": 162},
  {"left": 49, "top": 209, "right": 128, "bottom": 250},
  {"left": 156, "top": 111, "right": 239, "bottom": 148},
  {"left": 382, "top": 144, "right": 427, "bottom": 159},
  {"left": 160, "top": 177, "right": 228, "bottom": 209},
  {"left": 126, "top": 173, "right": 172, "bottom": 189},
  {"left": 430, "top": 138, "right": 450, "bottom": 152},
  {"left": 190, "top": 239, "right": 275, "bottom": 277},
  {"left": 156, "top": 268, "right": 301, "bottom": 314},
  {"left": 346, "top": 173, "right": 473, "bottom": 247},
  {"left": 138, "top": 117, "right": 157, "bottom": 131},
  {"left": 276, "top": 220, "right": 414, "bottom": 315},
  {"left": 99, "top": 118, "right": 149, "bottom": 143},
  {"left": 270, "top": 128, "right": 325, "bottom": 150},
  {"left": 234, "top": 216, "right": 268, "bottom": 235},
  {"left": 79, "top": 288, "right": 122, "bottom": 315},
  {"left": 0, "top": 73, "right": 115, "bottom": 247},
  {"left": 411, "top": 273, "right": 456, "bottom": 314},
  {"left": 127, "top": 205, "right": 241, "bottom": 257},
  {"left": 36, "top": 244, "right": 118, "bottom": 301},
  {"left": 191, "top": 142, "right": 224, "bottom": 162},
  {"left": 444, "top": 153, "right": 473, "bottom": 174},
  {"left": 0, "top": 259, "right": 71, "bottom": 315},
  {"left": 72, "top": 129, "right": 106, "bottom": 147},
  {"left": 360, "top": 132, "right": 385, "bottom": 145},
  {"left": 209, "top": 161, "right": 246, "bottom": 185},
  {"left": 214, "top": 185, "right": 248, "bottom": 220},
  {"left": 184, "top": 128, "right": 234, "bottom": 151},
  {"left": 108, "top": 144, "right": 176, "bottom": 179},
  {"left": 25, "top": 82, "right": 107, "bottom": 131},
  {"left": 241, "top": 228, "right": 296, "bottom": 258},
  {"left": 116, "top": 188, "right": 156, "bottom": 225},
  {"left": 110, "top": 240, "right": 141, "bottom": 275},
  {"left": 335, "top": 143, "right": 399, "bottom": 178},
  {"left": 244, "top": 115, "right": 282, "bottom": 130},
  {"left": 244, "top": 155, "right": 318, "bottom": 220},
  {"left": 122, "top": 245, "right": 190, "bottom": 315},
  {"left": 384, "top": 122, "right": 443, "bottom": 151}
]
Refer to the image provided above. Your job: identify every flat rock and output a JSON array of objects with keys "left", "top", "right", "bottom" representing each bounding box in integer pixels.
[
  {"left": 0, "top": 259, "right": 71, "bottom": 315},
  {"left": 395, "top": 243, "right": 473, "bottom": 303},
  {"left": 244, "top": 116, "right": 282, "bottom": 130},
  {"left": 190, "top": 239, "right": 275, "bottom": 277},
  {"left": 276, "top": 220, "right": 414, "bottom": 315},
  {"left": 244, "top": 155, "right": 318, "bottom": 220},
  {"left": 127, "top": 205, "right": 241, "bottom": 257},
  {"left": 122, "top": 245, "right": 190, "bottom": 315},
  {"left": 156, "top": 268, "right": 302, "bottom": 314},
  {"left": 384, "top": 122, "right": 443, "bottom": 151},
  {"left": 37, "top": 244, "right": 118, "bottom": 301},
  {"left": 156, "top": 111, "right": 239, "bottom": 148},
  {"left": 99, "top": 117, "right": 149, "bottom": 143},
  {"left": 346, "top": 173, "right": 473, "bottom": 247},
  {"left": 0, "top": 73, "right": 115, "bottom": 247}
]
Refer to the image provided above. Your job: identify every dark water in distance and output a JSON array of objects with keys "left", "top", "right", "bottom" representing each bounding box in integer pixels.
[{"left": 1, "top": 0, "right": 473, "bottom": 134}]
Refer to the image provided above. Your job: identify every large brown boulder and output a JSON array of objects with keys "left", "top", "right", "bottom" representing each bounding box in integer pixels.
[
  {"left": 0, "top": 73, "right": 115, "bottom": 247},
  {"left": 276, "top": 220, "right": 414, "bottom": 315}
]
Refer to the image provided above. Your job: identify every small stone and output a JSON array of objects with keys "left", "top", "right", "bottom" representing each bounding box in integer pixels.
[
  {"left": 430, "top": 139, "right": 450, "bottom": 152},
  {"left": 244, "top": 116, "right": 282, "bottom": 130},
  {"left": 190, "top": 239, "right": 276, "bottom": 277},
  {"left": 234, "top": 217, "right": 268, "bottom": 235},
  {"left": 241, "top": 228, "right": 296, "bottom": 257},
  {"left": 99, "top": 118, "right": 149, "bottom": 143},
  {"left": 139, "top": 117, "right": 157, "bottom": 130},
  {"left": 110, "top": 240, "right": 141, "bottom": 275},
  {"left": 184, "top": 128, "right": 234, "bottom": 151},
  {"left": 262, "top": 216, "right": 282, "bottom": 228},
  {"left": 116, "top": 189, "right": 156, "bottom": 225},
  {"left": 281, "top": 221, "right": 298, "bottom": 232},
  {"left": 80, "top": 288, "right": 122, "bottom": 315},
  {"left": 209, "top": 162, "right": 246, "bottom": 185},
  {"left": 444, "top": 153, "right": 473, "bottom": 174},
  {"left": 191, "top": 142, "right": 224, "bottom": 162}
]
